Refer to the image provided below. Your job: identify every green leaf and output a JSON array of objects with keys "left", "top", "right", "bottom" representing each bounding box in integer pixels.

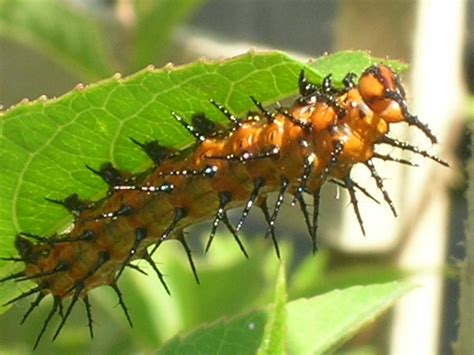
[
  {"left": 0, "top": 0, "right": 113, "bottom": 80},
  {"left": 286, "top": 282, "right": 413, "bottom": 354},
  {"left": 156, "top": 282, "right": 413, "bottom": 354},
  {"left": 309, "top": 50, "right": 408, "bottom": 85},
  {"left": 132, "top": 0, "right": 206, "bottom": 70},
  {"left": 157, "top": 308, "right": 268, "bottom": 355},
  {"left": 257, "top": 262, "right": 287, "bottom": 354}
]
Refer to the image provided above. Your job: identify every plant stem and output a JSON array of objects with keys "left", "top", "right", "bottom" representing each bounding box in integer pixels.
[{"left": 455, "top": 126, "right": 474, "bottom": 354}]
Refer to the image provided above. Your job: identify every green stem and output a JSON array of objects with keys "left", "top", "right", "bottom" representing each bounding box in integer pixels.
[{"left": 455, "top": 123, "right": 474, "bottom": 354}]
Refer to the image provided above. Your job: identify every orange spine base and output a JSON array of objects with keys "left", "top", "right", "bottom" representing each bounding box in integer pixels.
[{"left": 0, "top": 64, "right": 447, "bottom": 349}]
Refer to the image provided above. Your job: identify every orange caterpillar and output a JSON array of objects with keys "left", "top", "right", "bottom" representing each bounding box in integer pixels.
[{"left": 0, "top": 64, "right": 446, "bottom": 348}]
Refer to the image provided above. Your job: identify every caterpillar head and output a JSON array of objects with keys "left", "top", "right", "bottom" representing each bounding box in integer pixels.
[{"left": 358, "top": 65, "right": 408, "bottom": 124}]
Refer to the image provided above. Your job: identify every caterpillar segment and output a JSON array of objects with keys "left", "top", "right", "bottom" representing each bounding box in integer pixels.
[{"left": 0, "top": 64, "right": 447, "bottom": 348}]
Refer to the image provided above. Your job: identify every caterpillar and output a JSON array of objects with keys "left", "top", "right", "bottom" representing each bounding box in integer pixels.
[{"left": 0, "top": 63, "right": 447, "bottom": 349}]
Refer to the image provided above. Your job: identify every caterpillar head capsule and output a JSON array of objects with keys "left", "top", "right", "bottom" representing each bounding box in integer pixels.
[{"left": 358, "top": 65, "right": 407, "bottom": 123}]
